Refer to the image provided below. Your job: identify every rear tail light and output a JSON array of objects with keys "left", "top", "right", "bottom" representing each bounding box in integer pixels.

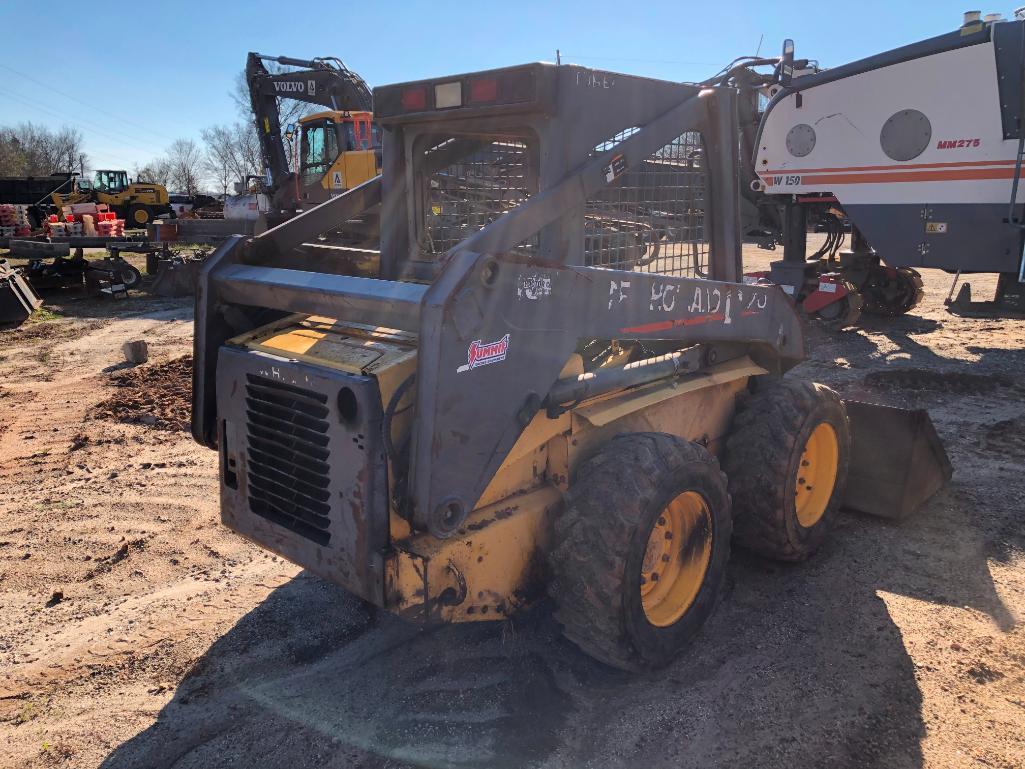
[
  {"left": 468, "top": 77, "right": 498, "bottom": 103},
  {"left": 400, "top": 87, "right": 427, "bottom": 111},
  {"left": 375, "top": 65, "right": 540, "bottom": 119}
]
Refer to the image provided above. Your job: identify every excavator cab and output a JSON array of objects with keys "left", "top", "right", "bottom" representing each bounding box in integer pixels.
[{"left": 296, "top": 110, "right": 380, "bottom": 204}]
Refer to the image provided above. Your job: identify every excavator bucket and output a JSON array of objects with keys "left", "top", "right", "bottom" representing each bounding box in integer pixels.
[
  {"left": 0, "top": 259, "right": 43, "bottom": 327},
  {"left": 842, "top": 400, "right": 952, "bottom": 519}
]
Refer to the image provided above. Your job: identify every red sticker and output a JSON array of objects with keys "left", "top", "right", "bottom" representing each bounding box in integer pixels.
[{"left": 457, "top": 334, "right": 510, "bottom": 373}]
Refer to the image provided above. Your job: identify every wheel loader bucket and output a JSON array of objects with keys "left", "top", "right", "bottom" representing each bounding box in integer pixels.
[
  {"left": 842, "top": 399, "right": 952, "bottom": 519},
  {"left": 0, "top": 259, "right": 43, "bottom": 327}
]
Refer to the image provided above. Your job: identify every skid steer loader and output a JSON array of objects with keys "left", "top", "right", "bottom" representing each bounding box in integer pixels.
[{"left": 191, "top": 63, "right": 950, "bottom": 670}]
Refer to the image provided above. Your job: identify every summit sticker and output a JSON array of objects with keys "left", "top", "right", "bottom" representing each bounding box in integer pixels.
[{"left": 456, "top": 334, "right": 510, "bottom": 373}]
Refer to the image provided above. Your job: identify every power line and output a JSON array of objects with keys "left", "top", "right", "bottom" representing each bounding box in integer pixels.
[
  {"left": 0, "top": 86, "right": 166, "bottom": 158},
  {"left": 0, "top": 86, "right": 162, "bottom": 152},
  {"left": 89, "top": 149, "right": 152, "bottom": 167},
  {"left": 0, "top": 90, "right": 150, "bottom": 169},
  {"left": 0, "top": 63, "right": 179, "bottom": 144}
]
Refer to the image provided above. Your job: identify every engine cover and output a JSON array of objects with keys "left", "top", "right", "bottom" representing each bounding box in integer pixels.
[{"left": 215, "top": 339, "right": 393, "bottom": 603}]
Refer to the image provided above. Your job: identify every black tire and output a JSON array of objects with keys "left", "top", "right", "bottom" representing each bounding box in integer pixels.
[
  {"left": 723, "top": 379, "right": 850, "bottom": 561},
  {"left": 811, "top": 280, "right": 863, "bottom": 329},
  {"left": 126, "top": 204, "right": 151, "bottom": 229},
  {"left": 549, "top": 433, "right": 732, "bottom": 671},
  {"left": 861, "top": 266, "right": 924, "bottom": 316},
  {"left": 116, "top": 262, "right": 142, "bottom": 290}
]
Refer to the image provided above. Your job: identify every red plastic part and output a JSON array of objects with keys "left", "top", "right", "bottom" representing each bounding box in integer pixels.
[
  {"left": 469, "top": 78, "right": 499, "bottom": 103},
  {"left": 401, "top": 87, "right": 427, "bottom": 111},
  {"left": 802, "top": 279, "right": 850, "bottom": 313}
]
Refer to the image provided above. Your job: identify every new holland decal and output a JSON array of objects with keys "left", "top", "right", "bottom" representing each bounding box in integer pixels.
[{"left": 456, "top": 334, "right": 510, "bottom": 373}]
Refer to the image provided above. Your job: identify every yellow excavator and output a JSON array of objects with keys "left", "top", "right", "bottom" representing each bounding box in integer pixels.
[
  {"left": 245, "top": 52, "right": 380, "bottom": 215},
  {"left": 51, "top": 169, "right": 171, "bottom": 229}
]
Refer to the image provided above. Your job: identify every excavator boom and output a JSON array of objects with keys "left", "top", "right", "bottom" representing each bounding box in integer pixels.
[{"left": 245, "top": 52, "right": 374, "bottom": 211}]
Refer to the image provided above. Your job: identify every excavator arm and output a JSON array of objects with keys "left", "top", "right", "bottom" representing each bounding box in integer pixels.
[{"left": 245, "top": 52, "right": 373, "bottom": 210}]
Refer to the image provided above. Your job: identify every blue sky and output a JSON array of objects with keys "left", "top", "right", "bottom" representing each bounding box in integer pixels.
[{"left": 0, "top": 1, "right": 992, "bottom": 172}]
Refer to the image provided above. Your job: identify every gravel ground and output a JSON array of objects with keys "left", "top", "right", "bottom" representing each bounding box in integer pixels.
[{"left": 0, "top": 241, "right": 1021, "bottom": 768}]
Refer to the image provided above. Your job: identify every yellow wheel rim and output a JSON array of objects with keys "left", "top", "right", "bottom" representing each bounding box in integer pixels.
[
  {"left": 640, "top": 491, "right": 713, "bottom": 628},
  {"left": 134, "top": 209, "right": 148, "bottom": 225},
  {"left": 794, "top": 422, "right": 840, "bottom": 528}
]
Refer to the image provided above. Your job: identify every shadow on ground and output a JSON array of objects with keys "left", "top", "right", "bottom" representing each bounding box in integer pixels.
[
  {"left": 100, "top": 311, "right": 1021, "bottom": 769},
  {"left": 98, "top": 461, "right": 1018, "bottom": 769}
]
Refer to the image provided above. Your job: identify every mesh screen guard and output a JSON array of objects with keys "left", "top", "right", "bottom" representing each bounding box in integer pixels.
[
  {"left": 414, "top": 127, "right": 709, "bottom": 278},
  {"left": 585, "top": 129, "right": 709, "bottom": 277},
  {"left": 419, "top": 136, "right": 538, "bottom": 256}
]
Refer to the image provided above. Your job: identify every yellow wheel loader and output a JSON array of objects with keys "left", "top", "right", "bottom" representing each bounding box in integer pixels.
[
  {"left": 192, "top": 63, "right": 951, "bottom": 670},
  {"left": 51, "top": 169, "right": 170, "bottom": 228}
]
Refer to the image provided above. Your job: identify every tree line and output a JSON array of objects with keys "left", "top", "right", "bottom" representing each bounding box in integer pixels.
[
  {"left": 132, "top": 124, "right": 262, "bottom": 199},
  {"left": 0, "top": 65, "right": 313, "bottom": 199},
  {"left": 0, "top": 121, "right": 262, "bottom": 199},
  {"left": 0, "top": 124, "right": 88, "bottom": 178}
]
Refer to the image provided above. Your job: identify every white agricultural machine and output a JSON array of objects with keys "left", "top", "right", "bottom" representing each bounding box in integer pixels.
[{"left": 733, "top": 9, "right": 1025, "bottom": 323}]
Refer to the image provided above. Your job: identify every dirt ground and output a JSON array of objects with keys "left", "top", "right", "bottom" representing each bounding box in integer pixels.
[{"left": 0, "top": 242, "right": 1022, "bottom": 769}]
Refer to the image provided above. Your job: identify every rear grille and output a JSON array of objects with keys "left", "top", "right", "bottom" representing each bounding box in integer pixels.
[{"left": 244, "top": 375, "right": 332, "bottom": 546}]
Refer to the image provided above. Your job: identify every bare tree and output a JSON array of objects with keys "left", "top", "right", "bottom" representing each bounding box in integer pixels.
[
  {"left": 48, "top": 126, "right": 87, "bottom": 174},
  {"left": 203, "top": 133, "right": 234, "bottom": 198},
  {"left": 0, "top": 128, "right": 31, "bottom": 175},
  {"left": 133, "top": 158, "right": 172, "bottom": 187},
  {"left": 201, "top": 122, "right": 262, "bottom": 196},
  {"left": 165, "top": 138, "right": 204, "bottom": 196},
  {"left": 235, "top": 122, "right": 264, "bottom": 180},
  {"left": 0, "top": 122, "right": 88, "bottom": 176}
]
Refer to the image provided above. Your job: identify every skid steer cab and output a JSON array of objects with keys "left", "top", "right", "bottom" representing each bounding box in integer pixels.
[{"left": 191, "top": 63, "right": 951, "bottom": 671}]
